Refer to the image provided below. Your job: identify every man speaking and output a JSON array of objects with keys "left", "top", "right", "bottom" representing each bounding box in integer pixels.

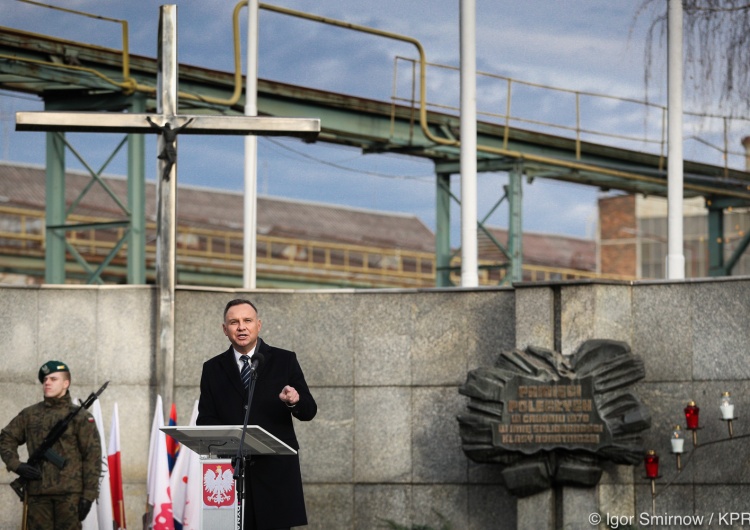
[{"left": 197, "top": 299, "right": 317, "bottom": 530}]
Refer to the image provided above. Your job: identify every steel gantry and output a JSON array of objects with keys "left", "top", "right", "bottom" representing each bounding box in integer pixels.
[{"left": 3, "top": 2, "right": 750, "bottom": 286}]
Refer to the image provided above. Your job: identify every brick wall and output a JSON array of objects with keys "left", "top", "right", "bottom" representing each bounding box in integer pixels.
[{"left": 599, "top": 194, "right": 637, "bottom": 277}]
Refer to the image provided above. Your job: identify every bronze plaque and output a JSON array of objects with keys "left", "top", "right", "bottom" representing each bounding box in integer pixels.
[{"left": 491, "top": 376, "right": 611, "bottom": 453}]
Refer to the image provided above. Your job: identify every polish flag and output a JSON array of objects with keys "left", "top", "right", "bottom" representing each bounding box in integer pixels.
[
  {"left": 80, "top": 399, "right": 114, "bottom": 530},
  {"left": 108, "top": 403, "right": 126, "bottom": 530},
  {"left": 170, "top": 401, "right": 202, "bottom": 530},
  {"left": 146, "top": 396, "right": 174, "bottom": 530}
]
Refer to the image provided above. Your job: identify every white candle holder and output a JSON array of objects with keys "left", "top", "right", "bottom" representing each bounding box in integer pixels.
[
  {"left": 670, "top": 426, "right": 684, "bottom": 470},
  {"left": 720, "top": 391, "right": 736, "bottom": 438}
]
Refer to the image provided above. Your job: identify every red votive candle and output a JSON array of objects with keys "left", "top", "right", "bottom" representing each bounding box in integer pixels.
[
  {"left": 684, "top": 400, "right": 700, "bottom": 430},
  {"left": 644, "top": 450, "right": 659, "bottom": 479}
]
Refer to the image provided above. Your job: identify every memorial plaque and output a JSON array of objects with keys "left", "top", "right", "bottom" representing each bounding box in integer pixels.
[
  {"left": 491, "top": 375, "right": 612, "bottom": 452},
  {"left": 457, "top": 339, "right": 650, "bottom": 497}
]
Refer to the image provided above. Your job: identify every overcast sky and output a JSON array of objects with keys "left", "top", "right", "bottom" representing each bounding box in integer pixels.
[{"left": 2, "top": 0, "right": 745, "bottom": 241}]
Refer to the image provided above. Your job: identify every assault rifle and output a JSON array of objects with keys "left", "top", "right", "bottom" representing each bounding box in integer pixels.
[{"left": 11, "top": 381, "right": 109, "bottom": 500}]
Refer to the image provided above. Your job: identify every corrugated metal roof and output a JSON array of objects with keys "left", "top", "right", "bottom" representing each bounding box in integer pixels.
[{"left": 479, "top": 227, "right": 596, "bottom": 271}]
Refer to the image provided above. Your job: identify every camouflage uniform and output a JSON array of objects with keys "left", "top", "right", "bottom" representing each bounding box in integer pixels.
[{"left": 0, "top": 391, "right": 101, "bottom": 530}]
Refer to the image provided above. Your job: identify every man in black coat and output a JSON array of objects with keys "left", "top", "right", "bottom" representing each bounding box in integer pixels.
[{"left": 197, "top": 299, "right": 317, "bottom": 530}]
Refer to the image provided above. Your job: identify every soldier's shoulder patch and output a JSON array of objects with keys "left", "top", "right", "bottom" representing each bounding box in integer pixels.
[{"left": 87, "top": 417, "right": 95, "bottom": 423}]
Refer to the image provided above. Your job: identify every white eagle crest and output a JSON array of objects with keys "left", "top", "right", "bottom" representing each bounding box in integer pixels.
[{"left": 203, "top": 465, "right": 234, "bottom": 504}]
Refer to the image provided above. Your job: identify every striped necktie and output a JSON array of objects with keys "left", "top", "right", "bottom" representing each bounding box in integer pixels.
[{"left": 240, "top": 355, "right": 251, "bottom": 389}]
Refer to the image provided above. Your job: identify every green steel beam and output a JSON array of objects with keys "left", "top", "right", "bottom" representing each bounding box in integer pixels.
[
  {"left": 39, "top": 93, "right": 146, "bottom": 284},
  {"left": 44, "top": 130, "right": 66, "bottom": 284},
  {"left": 435, "top": 167, "right": 518, "bottom": 285},
  {"left": 435, "top": 157, "right": 516, "bottom": 175},
  {"left": 4, "top": 26, "right": 750, "bottom": 200},
  {"left": 435, "top": 172, "right": 452, "bottom": 287},
  {"left": 128, "top": 94, "right": 146, "bottom": 284},
  {"left": 7, "top": 27, "right": 750, "bottom": 283},
  {"left": 508, "top": 166, "right": 523, "bottom": 283},
  {"left": 62, "top": 136, "right": 129, "bottom": 215},
  {"left": 725, "top": 228, "right": 750, "bottom": 274},
  {"left": 63, "top": 239, "right": 104, "bottom": 285},
  {"left": 707, "top": 206, "right": 725, "bottom": 276}
]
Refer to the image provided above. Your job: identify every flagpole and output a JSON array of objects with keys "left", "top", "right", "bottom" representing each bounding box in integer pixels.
[
  {"left": 243, "top": 0, "right": 260, "bottom": 288},
  {"left": 459, "top": 0, "right": 478, "bottom": 287},
  {"left": 666, "top": 0, "right": 685, "bottom": 279}
]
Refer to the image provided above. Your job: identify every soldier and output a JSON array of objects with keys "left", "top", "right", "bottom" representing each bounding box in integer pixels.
[{"left": 0, "top": 361, "right": 101, "bottom": 530}]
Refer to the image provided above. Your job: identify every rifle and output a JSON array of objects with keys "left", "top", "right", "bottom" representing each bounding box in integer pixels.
[{"left": 10, "top": 381, "right": 109, "bottom": 501}]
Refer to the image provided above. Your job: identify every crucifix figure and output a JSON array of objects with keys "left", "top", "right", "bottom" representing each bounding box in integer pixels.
[
  {"left": 15, "top": 4, "right": 320, "bottom": 408},
  {"left": 146, "top": 116, "right": 194, "bottom": 180}
]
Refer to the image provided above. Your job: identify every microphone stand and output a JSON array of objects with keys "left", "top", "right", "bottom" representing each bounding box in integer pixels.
[{"left": 233, "top": 365, "right": 259, "bottom": 530}]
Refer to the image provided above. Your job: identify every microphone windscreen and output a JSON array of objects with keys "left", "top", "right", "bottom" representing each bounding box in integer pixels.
[{"left": 253, "top": 352, "right": 266, "bottom": 368}]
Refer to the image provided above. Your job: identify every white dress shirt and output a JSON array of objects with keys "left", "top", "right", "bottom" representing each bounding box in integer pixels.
[{"left": 233, "top": 346, "right": 257, "bottom": 372}]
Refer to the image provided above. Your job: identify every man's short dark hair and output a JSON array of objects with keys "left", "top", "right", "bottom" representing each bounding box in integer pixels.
[{"left": 224, "top": 299, "right": 259, "bottom": 320}]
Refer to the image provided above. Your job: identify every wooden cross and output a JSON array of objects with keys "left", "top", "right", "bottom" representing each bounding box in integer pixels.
[{"left": 15, "top": 5, "right": 320, "bottom": 408}]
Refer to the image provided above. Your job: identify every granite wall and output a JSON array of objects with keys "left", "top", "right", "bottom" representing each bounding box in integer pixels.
[
  {"left": 0, "top": 285, "right": 517, "bottom": 530},
  {"left": 1, "top": 278, "right": 749, "bottom": 530},
  {"left": 515, "top": 278, "right": 750, "bottom": 530}
]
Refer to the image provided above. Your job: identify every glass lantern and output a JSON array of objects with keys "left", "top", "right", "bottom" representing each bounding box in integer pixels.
[
  {"left": 644, "top": 449, "right": 659, "bottom": 479},
  {"left": 720, "top": 392, "right": 734, "bottom": 420},
  {"left": 670, "top": 425, "right": 684, "bottom": 454},
  {"left": 684, "top": 400, "right": 700, "bottom": 430}
]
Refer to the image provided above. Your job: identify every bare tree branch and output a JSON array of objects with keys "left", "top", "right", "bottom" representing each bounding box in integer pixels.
[{"left": 637, "top": 0, "right": 750, "bottom": 116}]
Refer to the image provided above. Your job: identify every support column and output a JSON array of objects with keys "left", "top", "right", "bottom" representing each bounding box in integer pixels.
[
  {"left": 508, "top": 167, "right": 523, "bottom": 283},
  {"left": 128, "top": 94, "right": 147, "bottom": 284},
  {"left": 666, "top": 0, "right": 685, "bottom": 279},
  {"left": 45, "top": 131, "right": 66, "bottom": 284},
  {"left": 436, "top": 172, "right": 452, "bottom": 287},
  {"left": 459, "top": 0, "right": 478, "bottom": 287},
  {"left": 707, "top": 204, "right": 725, "bottom": 277}
]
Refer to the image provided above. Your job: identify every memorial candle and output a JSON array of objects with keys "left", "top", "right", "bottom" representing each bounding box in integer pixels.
[
  {"left": 684, "top": 400, "right": 700, "bottom": 430},
  {"left": 670, "top": 426, "right": 684, "bottom": 453},
  {"left": 644, "top": 450, "right": 659, "bottom": 479},
  {"left": 720, "top": 392, "right": 734, "bottom": 420}
]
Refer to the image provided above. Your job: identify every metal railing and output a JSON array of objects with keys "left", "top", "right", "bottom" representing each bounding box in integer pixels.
[
  {"left": 0, "top": 206, "right": 439, "bottom": 287},
  {"left": 391, "top": 56, "right": 750, "bottom": 175}
]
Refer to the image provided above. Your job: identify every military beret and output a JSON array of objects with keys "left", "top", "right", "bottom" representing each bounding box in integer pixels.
[{"left": 38, "top": 360, "right": 70, "bottom": 383}]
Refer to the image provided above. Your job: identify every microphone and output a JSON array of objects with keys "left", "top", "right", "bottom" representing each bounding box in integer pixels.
[{"left": 249, "top": 352, "right": 265, "bottom": 373}]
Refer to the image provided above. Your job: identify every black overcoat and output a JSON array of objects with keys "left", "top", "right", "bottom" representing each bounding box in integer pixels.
[{"left": 196, "top": 338, "right": 317, "bottom": 530}]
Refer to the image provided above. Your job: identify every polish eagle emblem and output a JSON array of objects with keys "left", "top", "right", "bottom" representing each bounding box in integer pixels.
[{"left": 202, "top": 464, "right": 235, "bottom": 507}]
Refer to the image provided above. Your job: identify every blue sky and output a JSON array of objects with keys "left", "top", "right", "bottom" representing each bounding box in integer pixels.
[{"left": 1, "top": 0, "right": 743, "bottom": 241}]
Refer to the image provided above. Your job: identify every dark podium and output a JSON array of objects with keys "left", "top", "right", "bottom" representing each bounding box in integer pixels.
[{"left": 161, "top": 425, "right": 296, "bottom": 530}]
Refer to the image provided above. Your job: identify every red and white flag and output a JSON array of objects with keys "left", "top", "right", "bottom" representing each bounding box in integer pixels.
[
  {"left": 147, "top": 396, "right": 174, "bottom": 530},
  {"left": 108, "top": 403, "right": 126, "bottom": 530},
  {"left": 166, "top": 403, "right": 179, "bottom": 474},
  {"left": 170, "top": 401, "right": 202, "bottom": 530},
  {"left": 83, "top": 399, "right": 115, "bottom": 530}
]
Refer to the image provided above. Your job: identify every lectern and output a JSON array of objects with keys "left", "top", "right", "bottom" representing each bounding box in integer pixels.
[{"left": 161, "top": 425, "right": 296, "bottom": 530}]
